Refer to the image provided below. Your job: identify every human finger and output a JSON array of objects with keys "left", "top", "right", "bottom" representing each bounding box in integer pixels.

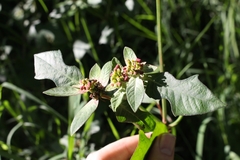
[{"left": 86, "top": 134, "right": 140, "bottom": 160}]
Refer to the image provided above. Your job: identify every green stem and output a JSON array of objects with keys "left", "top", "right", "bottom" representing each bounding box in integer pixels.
[
  {"left": 156, "top": 0, "right": 167, "bottom": 123},
  {"left": 169, "top": 116, "right": 183, "bottom": 127}
]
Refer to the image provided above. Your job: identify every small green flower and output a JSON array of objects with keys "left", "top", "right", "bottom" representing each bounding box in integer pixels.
[{"left": 110, "top": 58, "right": 145, "bottom": 88}]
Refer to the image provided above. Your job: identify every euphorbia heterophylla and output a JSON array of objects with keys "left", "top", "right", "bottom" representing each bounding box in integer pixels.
[{"left": 34, "top": 46, "right": 225, "bottom": 159}]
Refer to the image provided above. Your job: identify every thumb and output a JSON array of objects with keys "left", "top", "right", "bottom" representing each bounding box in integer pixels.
[{"left": 146, "top": 133, "right": 176, "bottom": 160}]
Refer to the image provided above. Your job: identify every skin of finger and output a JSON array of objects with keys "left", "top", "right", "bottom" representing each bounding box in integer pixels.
[
  {"left": 86, "top": 133, "right": 152, "bottom": 160},
  {"left": 146, "top": 133, "right": 176, "bottom": 160},
  {"left": 86, "top": 135, "right": 139, "bottom": 160}
]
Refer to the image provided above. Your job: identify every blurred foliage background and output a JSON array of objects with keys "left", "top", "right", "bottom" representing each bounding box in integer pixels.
[{"left": 0, "top": 0, "right": 240, "bottom": 159}]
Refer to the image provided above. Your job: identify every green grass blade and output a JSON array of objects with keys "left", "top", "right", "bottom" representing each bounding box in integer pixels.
[
  {"left": 177, "top": 62, "right": 194, "bottom": 78},
  {"left": 0, "top": 149, "right": 25, "bottom": 160},
  {"left": 122, "top": 14, "right": 157, "bottom": 41},
  {"left": 195, "top": 117, "right": 214, "bottom": 160},
  {"left": 137, "top": 0, "right": 153, "bottom": 15},
  {"left": 135, "top": 15, "right": 155, "bottom": 21},
  {"left": 0, "top": 85, "right": 2, "bottom": 100},
  {"left": 229, "top": 1, "right": 239, "bottom": 58},
  {"left": 60, "top": 19, "right": 73, "bottom": 42},
  {"left": 6, "top": 123, "right": 22, "bottom": 153},
  {"left": 105, "top": 112, "right": 120, "bottom": 140},
  {"left": 0, "top": 105, "right": 3, "bottom": 119},
  {"left": 83, "top": 113, "right": 95, "bottom": 133},
  {"left": 49, "top": 153, "right": 66, "bottom": 160},
  {"left": 38, "top": 0, "right": 49, "bottom": 13},
  {"left": 67, "top": 135, "right": 75, "bottom": 160},
  {"left": 74, "top": 11, "right": 81, "bottom": 32},
  {"left": 192, "top": 17, "right": 216, "bottom": 48},
  {"left": 1, "top": 82, "right": 67, "bottom": 123},
  {"left": 2, "top": 100, "right": 18, "bottom": 118},
  {"left": 80, "top": 14, "right": 100, "bottom": 64}
]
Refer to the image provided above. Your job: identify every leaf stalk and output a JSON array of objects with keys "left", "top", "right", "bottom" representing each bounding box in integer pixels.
[{"left": 169, "top": 116, "right": 183, "bottom": 127}]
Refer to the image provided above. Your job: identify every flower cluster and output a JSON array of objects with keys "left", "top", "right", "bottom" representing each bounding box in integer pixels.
[
  {"left": 75, "top": 78, "right": 104, "bottom": 99},
  {"left": 124, "top": 58, "right": 145, "bottom": 75},
  {"left": 110, "top": 58, "right": 145, "bottom": 88}
]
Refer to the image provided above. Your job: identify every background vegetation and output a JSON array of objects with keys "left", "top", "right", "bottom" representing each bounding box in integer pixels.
[{"left": 0, "top": 0, "right": 240, "bottom": 159}]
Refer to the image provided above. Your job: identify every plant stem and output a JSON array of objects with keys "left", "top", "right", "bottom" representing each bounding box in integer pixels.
[
  {"left": 156, "top": 0, "right": 167, "bottom": 123},
  {"left": 169, "top": 116, "right": 183, "bottom": 127},
  {"left": 156, "top": 0, "right": 163, "bottom": 72}
]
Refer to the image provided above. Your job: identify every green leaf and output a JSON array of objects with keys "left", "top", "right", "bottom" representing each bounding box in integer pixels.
[
  {"left": 142, "top": 64, "right": 158, "bottom": 73},
  {"left": 70, "top": 99, "right": 99, "bottom": 135},
  {"left": 115, "top": 101, "right": 156, "bottom": 132},
  {"left": 43, "top": 86, "right": 80, "bottom": 96},
  {"left": 68, "top": 95, "right": 81, "bottom": 121},
  {"left": 99, "top": 61, "right": 112, "bottom": 86},
  {"left": 126, "top": 77, "right": 145, "bottom": 112},
  {"left": 131, "top": 121, "right": 168, "bottom": 160},
  {"left": 123, "top": 47, "right": 137, "bottom": 64},
  {"left": 105, "top": 84, "right": 117, "bottom": 91},
  {"left": 141, "top": 93, "right": 156, "bottom": 104},
  {"left": 34, "top": 50, "right": 82, "bottom": 87},
  {"left": 146, "top": 80, "right": 162, "bottom": 99},
  {"left": 145, "top": 72, "right": 166, "bottom": 99},
  {"left": 110, "top": 88, "right": 125, "bottom": 112},
  {"left": 89, "top": 63, "right": 101, "bottom": 80},
  {"left": 111, "top": 57, "right": 122, "bottom": 67},
  {"left": 145, "top": 72, "right": 166, "bottom": 87},
  {"left": 158, "top": 72, "right": 226, "bottom": 116}
]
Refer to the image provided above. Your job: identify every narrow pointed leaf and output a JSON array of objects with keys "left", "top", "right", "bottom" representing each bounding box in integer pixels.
[
  {"left": 70, "top": 99, "right": 99, "bottom": 135},
  {"left": 126, "top": 77, "right": 144, "bottom": 112},
  {"left": 110, "top": 88, "right": 125, "bottom": 112},
  {"left": 43, "top": 86, "right": 80, "bottom": 96},
  {"left": 99, "top": 61, "right": 112, "bottom": 86},
  {"left": 34, "top": 50, "right": 82, "bottom": 87},
  {"left": 123, "top": 47, "right": 137, "bottom": 64},
  {"left": 89, "top": 63, "right": 101, "bottom": 80},
  {"left": 158, "top": 72, "right": 226, "bottom": 116},
  {"left": 68, "top": 95, "right": 81, "bottom": 120}
]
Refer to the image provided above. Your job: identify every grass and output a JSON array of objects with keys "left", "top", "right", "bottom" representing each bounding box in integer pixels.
[{"left": 0, "top": 0, "right": 240, "bottom": 159}]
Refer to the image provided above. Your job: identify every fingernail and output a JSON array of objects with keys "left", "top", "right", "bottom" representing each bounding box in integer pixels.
[{"left": 159, "top": 133, "right": 176, "bottom": 156}]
